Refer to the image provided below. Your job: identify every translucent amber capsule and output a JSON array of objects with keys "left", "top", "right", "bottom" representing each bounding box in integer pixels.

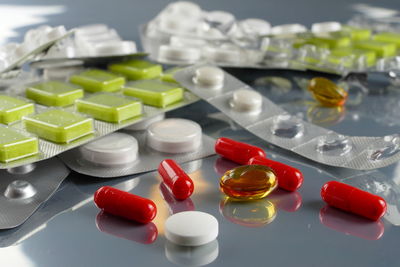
[
  {"left": 219, "top": 165, "right": 277, "bottom": 200},
  {"left": 308, "top": 77, "right": 348, "bottom": 107}
]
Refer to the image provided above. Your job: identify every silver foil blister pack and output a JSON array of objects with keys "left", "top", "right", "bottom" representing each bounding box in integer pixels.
[
  {"left": 175, "top": 64, "right": 400, "bottom": 170},
  {"left": 59, "top": 127, "right": 215, "bottom": 178},
  {"left": 0, "top": 157, "right": 70, "bottom": 229}
]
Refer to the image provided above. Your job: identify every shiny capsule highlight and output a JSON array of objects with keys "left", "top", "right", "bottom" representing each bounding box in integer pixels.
[
  {"left": 219, "top": 165, "right": 277, "bottom": 200},
  {"left": 215, "top": 137, "right": 266, "bottom": 165}
]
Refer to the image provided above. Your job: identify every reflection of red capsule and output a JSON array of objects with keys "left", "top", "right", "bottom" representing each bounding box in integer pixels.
[
  {"left": 158, "top": 159, "right": 194, "bottom": 200},
  {"left": 96, "top": 211, "right": 158, "bottom": 244},
  {"left": 248, "top": 156, "right": 303, "bottom": 192},
  {"left": 94, "top": 186, "right": 157, "bottom": 224},
  {"left": 215, "top": 137, "right": 266, "bottom": 165},
  {"left": 319, "top": 205, "right": 384, "bottom": 240},
  {"left": 269, "top": 189, "right": 302, "bottom": 212},
  {"left": 159, "top": 183, "right": 195, "bottom": 214},
  {"left": 321, "top": 181, "right": 387, "bottom": 221},
  {"left": 214, "top": 157, "right": 240, "bottom": 176}
]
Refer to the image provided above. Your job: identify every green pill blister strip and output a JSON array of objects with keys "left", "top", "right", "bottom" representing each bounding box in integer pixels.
[
  {"left": 0, "top": 95, "right": 35, "bottom": 124},
  {"left": 24, "top": 109, "right": 94, "bottom": 143},
  {"left": 0, "top": 127, "right": 38, "bottom": 162},
  {"left": 124, "top": 80, "right": 183, "bottom": 107},
  {"left": 0, "top": 60, "right": 200, "bottom": 169},
  {"left": 70, "top": 69, "right": 125, "bottom": 93},
  {"left": 76, "top": 93, "right": 142, "bottom": 122},
  {"left": 26, "top": 81, "right": 84, "bottom": 107},
  {"left": 109, "top": 60, "right": 162, "bottom": 80}
]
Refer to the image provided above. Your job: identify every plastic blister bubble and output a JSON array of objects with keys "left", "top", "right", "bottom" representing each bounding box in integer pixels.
[
  {"left": 368, "top": 135, "right": 400, "bottom": 161},
  {"left": 271, "top": 114, "right": 304, "bottom": 138},
  {"left": 316, "top": 133, "right": 352, "bottom": 156}
]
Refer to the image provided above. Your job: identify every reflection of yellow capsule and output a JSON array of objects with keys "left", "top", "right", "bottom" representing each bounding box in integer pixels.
[
  {"left": 307, "top": 104, "right": 346, "bottom": 127},
  {"left": 308, "top": 77, "right": 348, "bottom": 107},
  {"left": 219, "top": 197, "right": 277, "bottom": 227},
  {"left": 220, "top": 165, "right": 277, "bottom": 200}
]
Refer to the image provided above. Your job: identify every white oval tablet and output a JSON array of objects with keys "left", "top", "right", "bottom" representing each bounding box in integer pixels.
[
  {"left": 159, "top": 45, "right": 201, "bottom": 63},
  {"left": 230, "top": 89, "right": 263, "bottom": 114},
  {"left": 125, "top": 113, "right": 165, "bottom": 131},
  {"left": 147, "top": 118, "right": 202, "bottom": 154},
  {"left": 312, "top": 21, "right": 342, "bottom": 34},
  {"left": 80, "top": 132, "right": 138, "bottom": 166},
  {"left": 94, "top": 41, "right": 137, "bottom": 56},
  {"left": 165, "top": 211, "right": 219, "bottom": 246},
  {"left": 203, "top": 46, "right": 240, "bottom": 64},
  {"left": 239, "top": 18, "right": 271, "bottom": 36},
  {"left": 271, "top": 24, "right": 307, "bottom": 35},
  {"left": 193, "top": 66, "right": 224, "bottom": 89}
]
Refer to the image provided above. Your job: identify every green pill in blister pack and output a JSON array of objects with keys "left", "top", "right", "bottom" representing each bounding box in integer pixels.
[
  {"left": 0, "top": 95, "right": 35, "bottom": 124},
  {"left": 338, "top": 26, "right": 371, "bottom": 41},
  {"left": 109, "top": 60, "right": 162, "bottom": 80},
  {"left": 26, "top": 81, "right": 84, "bottom": 107},
  {"left": 76, "top": 93, "right": 142, "bottom": 123},
  {"left": 70, "top": 69, "right": 125, "bottom": 93},
  {"left": 23, "top": 109, "right": 94, "bottom": 143},
  {"left": 354, "top": 40, "right": 397, "bottom": 58},
  {"left": 123, "top": 80, "right": 183, "bottom": 108},
  {"left": 328, "top": 47, "right": 377, "bottom": 67},
  {"left": 0, "top": 127, "right": 38, "bottom": 162},
  {"left": 373, "top": 32, "right": 400, "bottom": 49}
]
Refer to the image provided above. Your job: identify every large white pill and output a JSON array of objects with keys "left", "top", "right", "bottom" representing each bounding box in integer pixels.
[
  {"left": 193, "top": 66, "right": 224, "bottom": 88},
  {"left": 94, "top": 41, "right": 137, "bottom": 56},
  {"left": 239, "top": 18, "right": 271, "bottom": 36},
  {"left": 271, "top": 24, "right": 307, "bottom": 35},
  {"left": 159, "top": 45, "right": 201, "bottom": 63},
  {"left": 230, "top": 89, "right": 263, "bottom": 114},
  {"left": 165, "top": 211, "right": 219, "bottom": 246},
  {"left": 203, "top": 46, "right": 240, "bottom": 64},
  {"left": 147, "top": 118, "right": 202, "bottom": 154},
  {"left": 311, "top": 21, "right": 342, "bottom": 34},
  {"left": 125, "top": 113, "right": 165, "bottom": 131},
  {"left": 80, "top": 132, "right": 138, "bottom": 166}
]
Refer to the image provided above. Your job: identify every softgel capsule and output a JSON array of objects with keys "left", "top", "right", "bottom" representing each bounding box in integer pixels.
[{"left": 174, "top": 64, "right": 400, "bottom": 170}]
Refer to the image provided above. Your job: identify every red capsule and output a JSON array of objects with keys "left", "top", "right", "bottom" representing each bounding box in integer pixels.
[
  {"left": 321, "top": 181, "right": 387, "bottom": 221},
  {"left": 158, "top": 159, "right": 194, "bottom": 200},
  {"left": 215, "top": 137, "right": 266, "bottom": 165},
  {"left": 159, "top": 183, "right": 195, "bottom": 214},
  {"left": 94, "top": 186, "right": 157, "bottom": 224},
  {"left": 248, "top": 155, "right": 303, "bottom": 192}
]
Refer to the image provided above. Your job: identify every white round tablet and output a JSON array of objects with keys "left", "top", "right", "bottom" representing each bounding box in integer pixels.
[
  {"left": 193, "top": 66, "right": 224, "bottom": 88},
  {"left": 239, "top": 18, "right": 271, "bottom": 36},
  {"left": 159, "top": 45, "right": 201, "bottom": 63},
  {"left": 125, "top": 113, "right": 165, "bottom": 131},
  {"left": 147, "top": 118, "right": 202, "bottom": 154},
  {"left": 165, "top": 211, "right": 219, "bottom": 246},
  {"left": 230, "top": 89, "right": 263, "bottom": 114},
  {"left": 94, "top": 41, "right": 137, "bottom": 56},
  {"left": 312, "top": 21, "right": 342, "bottom": 34},
  {"left": 80, "top": 132, "right": 138, "bottom": 166},
  {"left": 271, "top": 24, "right": 307, "bottom": 35}
]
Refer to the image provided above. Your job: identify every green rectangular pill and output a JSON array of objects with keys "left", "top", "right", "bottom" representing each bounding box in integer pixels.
[
  {"left": 70, "top": 69, "right": 125, "bottom": 93},
  {"left": 354, "top": 40, "right": 397, "bottom": 58},
  {"left": 24, "top": 109, "right": 94, "bottom": 143},
  {"left": 123, "top": 80, "right": 183, "bottom": 108},
  {"left": 26, "top": 81, "right": 84, "bottom": 107},
  {"left": 109, "top": 60, "right": 162, "bottom": 80},
  {"left": 329, "top": 47, "right": 377, "bottom": 67},
  {"left": 337, "top": 26, "right": 372, "bottom": 41},
  {"left": 0, "top": 127, "right": 38, "bottom": 162},
  {"left": 76, "top": 93, "right": 142, "bottom": 123},
  {"left": 373, "top": 32, "right": 400, "bottom": 49},
  {"left": 0, "top": 95, "right": 35, "bottom": 124}
]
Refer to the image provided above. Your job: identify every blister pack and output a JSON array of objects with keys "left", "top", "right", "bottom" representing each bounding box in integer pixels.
[
  {"left": 140, "top": 1, "right": 400, "bottom": 76},
  {"left": 175, "top": 64, "right": 400, "bottom": 170},
  {"left": 0, "top": 60, "right": 199, "bottom": 169},
  {"left": 0, "top": 25, "right": 72, "bottom": 74},
  {"left": 0, "top": 157, "right": 70, "bottom": 229},
  {"left": 59, "top": 118, "right": 215, "bottom": 178}
]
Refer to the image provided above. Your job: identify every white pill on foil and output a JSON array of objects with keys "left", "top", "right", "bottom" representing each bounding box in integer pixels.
[
  {"left": 203, "top": 46, "right": 240, "bottom": 64},
  {"left": 193, "top": 66, "right": 224, "bottom": 88},
  {"left": 147, "top": 118, "right": 202, "bottom": 154},
  {"left": 230, "top": 88, "right": 263, "bottom": 114},
  {"left": 159, "top": 45, "right": 201, "bottom": 63},
  {"left": 165, "top": 211, "right": 219, "bottom": 246},
  {"left": 94, "top": 41, "right": 137, "bottom": 56},
  {"left": 239, "top": 18, "right": 271, "bottom": 36},
  {"left": 271, "top": 24, "right": 307, "bottom": 35},
  {"left": 311, "top": 21, "right": 342, "bottom": 34},
  {"left": 80, "top": 132, "right": 139, "bottom": 166}
]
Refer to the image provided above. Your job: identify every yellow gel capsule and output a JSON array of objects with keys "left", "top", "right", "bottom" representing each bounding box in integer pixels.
[
  {"left": 308, "top": 77, "right": 348, "bottom": 107},
  {"left": 219, "top": 197, "right": 277, "bottom": 227},
  {"left": 219, "top": 165, "right": 277, "bottom": 200}
]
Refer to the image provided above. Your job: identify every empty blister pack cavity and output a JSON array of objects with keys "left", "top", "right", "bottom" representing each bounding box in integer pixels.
[
  {"left": 59, "top": 119, "right": 215, "bottom": 177},
  {"left": 175, "top": 64, "right": 400, "bottom": 170},
  {"left": 0, "top": 62, "right": 200, "bottom": 169},
  {"left": 0, "top": 157, "right": 70, "bottom": 229}
]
